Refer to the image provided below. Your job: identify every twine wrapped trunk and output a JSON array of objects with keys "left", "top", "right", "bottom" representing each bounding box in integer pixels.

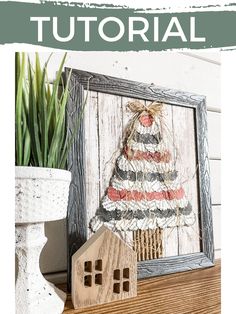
[{"left": 90, "top": 101, "right": 195, "bottom": 261}]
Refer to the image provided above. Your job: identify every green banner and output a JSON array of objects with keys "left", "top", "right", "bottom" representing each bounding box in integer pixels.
[{"left": 0, "top": 1, "right": 236, "bottom": 50}]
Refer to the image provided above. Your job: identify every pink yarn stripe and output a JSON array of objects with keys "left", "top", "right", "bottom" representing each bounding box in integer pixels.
[{"left": 108, "top": 186, "right": 185, "bottom": 202}]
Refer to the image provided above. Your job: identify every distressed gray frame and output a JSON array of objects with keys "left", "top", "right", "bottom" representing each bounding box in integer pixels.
[{"left": 66, "top": 68, "right": 214, "bottom": 289}]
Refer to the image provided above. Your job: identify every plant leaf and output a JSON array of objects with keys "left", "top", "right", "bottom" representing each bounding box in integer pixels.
[
  {"left": 15, "top": 52, "right": 25, "bottom": 165},
  {"left": 28, "top": 58, "right": 43, "bottom": 166},
  {"left": 47, "top": 53, "right": 67, "bottom": 128}
]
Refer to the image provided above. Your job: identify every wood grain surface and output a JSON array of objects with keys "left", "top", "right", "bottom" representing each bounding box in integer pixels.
[
  {"left": 66, "top": 72, "right": 87, "bottom": 290},
  {"left": 172, "top": 105, "right": 200, "bottom": 255},
  {"left": 61, "top": 259, "right": 220, "bottom": 314},
  {"left": 68, "top": 69, "right": 205, "bottom": 107},
  {"left": 71, "top": 226, "right": 137, "bottom": 309}
]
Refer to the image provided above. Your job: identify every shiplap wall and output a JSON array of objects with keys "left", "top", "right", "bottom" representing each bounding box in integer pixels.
[{"left": 31, "top": 52, "right": 221, "bottom": 283}]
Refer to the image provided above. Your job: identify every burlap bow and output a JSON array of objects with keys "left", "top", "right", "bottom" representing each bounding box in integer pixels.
[{"left": 127, "top": 100, "right": 163, "bottom": 117}]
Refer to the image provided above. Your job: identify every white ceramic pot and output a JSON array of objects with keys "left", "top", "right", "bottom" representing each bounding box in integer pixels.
[{"left": 15, "top": 166, "right": 71, "bottom": 314}]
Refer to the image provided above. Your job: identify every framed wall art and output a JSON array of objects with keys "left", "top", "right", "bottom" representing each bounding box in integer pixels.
[{"left": 65, "top": 68, "right": 214, "bottom": 288}]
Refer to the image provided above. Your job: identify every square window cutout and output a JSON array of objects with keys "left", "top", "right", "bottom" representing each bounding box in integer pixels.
[
  {"left": 84, "top": 261, "right": 92, "bottom": 272},
  {"left": 95, "top": 259, "right": 102, "bottom": 271},
  {"left": 123, "top": 268, "right": 129, "bottom": 279},
  {"left": 95, "top": 273, "right": 102, "bottom": 285},
  {"left": 113, "top": 283, "right": 120, "bottom": 294},
  {"left": 84, "top": 275, "right": 92, "bottom": 287},
  {"left": 123, "top": 281, "right": 130, "bottom": 292},
  {"left": 113, "top": 269, "right": 120, "bottom": 280}
]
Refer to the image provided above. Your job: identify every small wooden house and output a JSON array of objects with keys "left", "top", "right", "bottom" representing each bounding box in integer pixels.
[{"left": 72, "top": 226, "right": 137, "bottom": 309}]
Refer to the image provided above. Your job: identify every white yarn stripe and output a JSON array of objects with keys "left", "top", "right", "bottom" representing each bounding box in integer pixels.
[
  {"left": 117, "top": 155, "right": 175, "bottom": 173},
  {"left": 91, "top": 211, "right": 196, "bottom": 232},
  {"left": 134, "top": 118, "right": 160, "bottom": 135},
  {"left": 102, "top": 195, "right": 189, "bottom": 212},
  {"left": 128, "top": 139, "right": 166, "bottom": 153},
  {"left": 111, "top": 177, "right": 181, "bottom": 192}
]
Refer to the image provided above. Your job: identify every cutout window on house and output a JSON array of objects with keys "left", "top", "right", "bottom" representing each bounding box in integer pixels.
[
  {"left": 123, "top": 281, "right": 130, "bottom": 292},
  {"left": 84, "top": 275, "right": 92, "bottom": 287},
  {"left": 95, "top": 273, "right": 102, "bottom": 285},
  {"left": 113, "top": 283, "right": 120, "bottom": 294},
  {"left": 95, "top": 259, "right": 102, "bottom": 271},
  {"left": 123, "top": 268, "right": 129, "bottom": 279},
  {"left": 113, "top": 269, "right": 120, "bottom": 280},
  {"left": 84, "top": 261, "right": 92, "bottom": 272}
]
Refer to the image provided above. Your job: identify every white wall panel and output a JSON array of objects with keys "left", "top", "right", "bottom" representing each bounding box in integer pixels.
[
  {"left": 214, "top": 249, "right": 221, "bottom": 259},
  {"left": 29, "top": 52, "right": 221, "bottom": 111},
  {"left": 181, "top": 52, "right": 221, "bottom": 64},
  {"left": 40, "top": 219, "right": 67, "bottom": 273},
  {"left": 208, "top": 112, "right": 221, "bottom": 159},
  {"left": 210, "top": 160, "right": 221, "bottom": 205},
  {"left": 212, "top": 206, "right": 221, "bottom": 250}
]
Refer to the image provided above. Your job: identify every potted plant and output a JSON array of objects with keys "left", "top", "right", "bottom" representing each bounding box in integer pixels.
[{"left": 15, "top": 53, "right": 78, "bottom": 314}]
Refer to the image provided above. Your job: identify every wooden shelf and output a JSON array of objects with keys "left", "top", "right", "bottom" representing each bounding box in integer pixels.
[{"left": 60, "top": 259, "right": 221, "bottom": 314}]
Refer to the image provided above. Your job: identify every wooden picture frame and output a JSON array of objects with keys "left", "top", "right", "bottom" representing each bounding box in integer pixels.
[{"left": 65, "top": 68, "right": 214, "bottom": 289}]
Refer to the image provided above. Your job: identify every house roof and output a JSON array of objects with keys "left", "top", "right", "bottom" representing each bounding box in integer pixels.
[{"left": 72, "top": 225, "right": 135, "bottom": 261}]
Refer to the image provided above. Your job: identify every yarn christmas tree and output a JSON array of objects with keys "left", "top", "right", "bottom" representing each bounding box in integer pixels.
[{"left": 90, "top": 101, "right": 195, "bottom": 245}]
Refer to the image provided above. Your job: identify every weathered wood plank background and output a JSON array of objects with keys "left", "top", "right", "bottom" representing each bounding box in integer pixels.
[
  {"left": 83, "top": 91, "right": 200, "bottom": 258},
  {"left": 172, "top": 106, "right": 200, "bottom": 255}
]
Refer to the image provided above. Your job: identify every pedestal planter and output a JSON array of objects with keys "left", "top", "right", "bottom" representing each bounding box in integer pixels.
[{"left": 15, "top": 166, "right": 71, "bottom": 314}]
